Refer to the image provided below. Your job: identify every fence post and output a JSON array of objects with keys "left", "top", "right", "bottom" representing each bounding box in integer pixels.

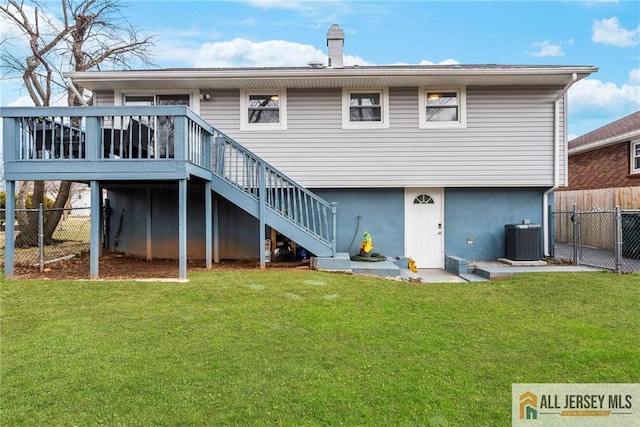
[
  {"left": 614, "top": 206, "right": 623, "bottom": 274},
  {"left": 38, "top": 203, "right": 44, "bottom": 272},
  {"left": 4, "top": 181, "right": 16, "bottom": 278},
  {"left": 572, "top": 203, "right": 579, "bottom": 266},
  {"left": 548, "top": 204, "right": 555, "bottom": 258}
]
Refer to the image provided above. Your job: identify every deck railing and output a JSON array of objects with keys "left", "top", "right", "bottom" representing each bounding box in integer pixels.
[
  {"left": 2, "top": 106, "right": 334, "bottom": 253},
  {"left": 1, "top": 106, "right": 211, "bottom": 165}
]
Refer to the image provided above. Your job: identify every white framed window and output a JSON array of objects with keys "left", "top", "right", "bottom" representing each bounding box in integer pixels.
[
  {"left": 115, "top": 90, "right": 198, "bottom": 111},
  {"left": 342, "top": 88, "right": 390, "bottom": 129},
  {"left": 418, "top": 87, "right": 466, "bottom": 129},
  {"left": 113, "top": 92, "right": 193, "bottom": 159},
  {"left": 240, "top": 89, "right": 287, "bottom": 131},
  {"left": 631, "top": 141, "right": 640, "bottom": 174}
]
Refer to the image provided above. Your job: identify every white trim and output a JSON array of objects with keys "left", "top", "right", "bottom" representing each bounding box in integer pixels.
[
  {"left": 631, "top": 140, "right": 640, "bottom": 174},
  {"left": 418, "top": 87, "right": 467, "bottom": 129},
  {"left": 569, "top": 129, "right": 640, "bottom": 155},
  {"left": 240, "top": 89, "right": 287, "bottom": 131},
  {"left": 65, "top": 66, "right": 598, "bottom": 92},
  {"left": 342, "top": 88, "right": 390, "bottom": 129},
  {"left": 114, "top": 89, "right": 200, "bottom": 113}
]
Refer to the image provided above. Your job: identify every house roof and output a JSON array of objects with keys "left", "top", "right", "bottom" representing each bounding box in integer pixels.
[
  {"left": 65, "top": 64, "right": 597, "bottom": 92},
  {"left": 568, "top": 111, "right": 640, "bottom": 155}
]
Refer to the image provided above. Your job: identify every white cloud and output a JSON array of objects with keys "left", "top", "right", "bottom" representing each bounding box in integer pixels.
[
  {"left": 568, "top": 77, "right": 640, "bottom": 111},
  {"left": 630, "top": 68, "right": 640, "bottom": 85},
  {"left": 194, "top": 38, "right": 327, "bottom": 67},
  {"left": 526, "top": 40, "right": 564, "bottom": 57},
  {"left": 191, "top": 37, "right": 457, "bottom": 68},
  {"left": 150, "top": 41, "right": 205, "bottom": 67},
  {"left": 592, "top": 17, "right": 640, "bottom": 47},
  {"left": 418, "top": 59, "right": 461, "bottom": 65},
  {"left": 0, "top": 6, "right": 30, "bottom": 47}
]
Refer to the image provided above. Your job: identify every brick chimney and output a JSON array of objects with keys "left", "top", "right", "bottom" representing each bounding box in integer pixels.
[{"left": 327, "top": 24, "right": 344, "bottom": 68}]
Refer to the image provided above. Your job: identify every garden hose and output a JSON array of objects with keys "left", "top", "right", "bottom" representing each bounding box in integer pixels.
[{"left": 348, "top": 215, "right": 387, "bottom": 262}]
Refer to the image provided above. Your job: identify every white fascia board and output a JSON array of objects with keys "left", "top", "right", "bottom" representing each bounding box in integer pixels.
[
  {"left": 64, "top": 65, "right": 597, "bottom": 78},
  {"left": 569, "top": 129, "right": 640, "bottom": 155},
  {"left": 64, "top": 65, "right": 598, "bottom": 88}
]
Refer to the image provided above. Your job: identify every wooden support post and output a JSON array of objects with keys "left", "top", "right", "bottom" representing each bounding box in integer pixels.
[
  {"left": 259, "top": 162, "right": 266, "bottom": 269},
  {"left": 90, "top": 180, "right": 101, "bottom": 279},
  {"left": 178, "top": 179, "right": 188, "bottom": 280},
  {"left": 205, "top": 182, "right": 212, "bottom": 269},
  {"left": 146, "top": 187, "right": 152, "bottom": 261},
  {"left": 213, "top": 192, "right": 220, "bottom": 264}
]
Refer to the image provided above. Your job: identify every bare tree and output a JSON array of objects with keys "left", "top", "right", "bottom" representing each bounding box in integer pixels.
[{"left": 1, "top": 0, "right": 154, "bottom": 246}]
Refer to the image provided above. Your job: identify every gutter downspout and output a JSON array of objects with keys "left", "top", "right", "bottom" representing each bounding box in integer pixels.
[
  {"left": 543, "top": 72, "right": 577, "bottom": 256},
  {"left": 66, "top": 77, "right": 88, "bottom": 106}
]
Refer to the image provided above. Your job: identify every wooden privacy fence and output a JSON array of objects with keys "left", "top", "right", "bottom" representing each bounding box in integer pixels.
[{"left": 555, "top": 186, "right": 640, "bottom": 211}]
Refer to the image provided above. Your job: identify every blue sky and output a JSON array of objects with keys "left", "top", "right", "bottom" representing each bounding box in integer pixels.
[{"left": 2, "top": 0, "right": 639, "bottom": 139}]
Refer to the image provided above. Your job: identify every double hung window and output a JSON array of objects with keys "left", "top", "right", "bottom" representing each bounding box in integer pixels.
[
  {"left": 240, "top": 90, "right": 287, "bottom": 130},
  {"left": 632, "top": 141, "right": 640, "bottom": 174},
  {"left": 342, "top": 88, "right": 389, "bottom": 129},
  {"left": 419, "top": 87, "right": 466, "bottom": 128}
]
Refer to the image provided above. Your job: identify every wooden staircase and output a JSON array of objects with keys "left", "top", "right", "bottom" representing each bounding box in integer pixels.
[{"left": 210, "top": 131, "right": 336, "bottom": 258}]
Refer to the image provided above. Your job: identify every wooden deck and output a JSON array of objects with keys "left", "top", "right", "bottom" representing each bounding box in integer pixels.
[{"left": 1, "top": 106, "right": 336, "bottom": 279}]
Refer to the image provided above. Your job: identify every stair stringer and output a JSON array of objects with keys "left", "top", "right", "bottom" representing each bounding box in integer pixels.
[{"left": 210, "top": 173, "right": 334, "bottom": 257}]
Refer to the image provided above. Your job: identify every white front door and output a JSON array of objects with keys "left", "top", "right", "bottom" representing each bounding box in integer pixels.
[{"left": 405, "top": 188, "right": 444, "bottom": 268}]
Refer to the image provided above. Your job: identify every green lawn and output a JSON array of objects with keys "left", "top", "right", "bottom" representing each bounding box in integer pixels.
[{"left": 1, "top": 270, "right": 638, "bottom": 425}]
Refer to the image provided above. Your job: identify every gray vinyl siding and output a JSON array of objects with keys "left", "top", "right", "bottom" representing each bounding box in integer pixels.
[
  {"left": 94, "top": 90, "right": 114, "bottom": 106},
  {"left": 559, "top": 95, "right": 567, "bottom": 187},
  {"left": 101, "top": 86, "right": 566, "bottom": 188},
  {"left": 200, "top": 86, "right": 562, "bottom": 188}
]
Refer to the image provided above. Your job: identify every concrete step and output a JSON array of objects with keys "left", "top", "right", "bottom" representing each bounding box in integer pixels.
[
  {"left": 459, "top": 273, "right": 489, "bottom": 282},
  {"left": 473, "top": 264, "right": 602, "bottom": 279},
  {"left": 311, "top": 252, "right": 351, "bottom": 272},
  {"left": 350, "top": 259, "right": 401, "bottom": 277}
]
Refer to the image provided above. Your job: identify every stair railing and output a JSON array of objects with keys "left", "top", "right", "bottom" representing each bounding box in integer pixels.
[{"left": 212, "top": 130, "right": 335, "bottom": 250}]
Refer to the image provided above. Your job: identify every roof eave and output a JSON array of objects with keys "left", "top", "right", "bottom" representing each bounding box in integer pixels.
[
  {"left": 64, "top": 65, "right": 598, "bottom": 91},
  {"left": 569, "top": 129, "right": 640, "bottom": 155}
]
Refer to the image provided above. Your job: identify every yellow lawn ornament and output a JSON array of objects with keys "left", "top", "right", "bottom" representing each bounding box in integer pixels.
[
  {"left": 408, "top": 257, "right": 418, "bottom": 273},
  {"left": 359, "top": 231, "right": 373, "bottom": 256}
]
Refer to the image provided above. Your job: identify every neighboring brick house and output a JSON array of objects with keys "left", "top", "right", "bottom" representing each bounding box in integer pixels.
[
  {"left": 557, "top": 111, "right": 640, "bottom": 210},
  {"left": 567, "top": 111, "right": 640, "bottom": 190}
]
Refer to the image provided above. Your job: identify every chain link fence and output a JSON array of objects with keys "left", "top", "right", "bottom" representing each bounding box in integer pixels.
[
  {"left": 1, "top": 206, "right": 91, "bottom": 270},
  {"left": 553, "top": 206, "right": 640, "bottom": 273}
]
